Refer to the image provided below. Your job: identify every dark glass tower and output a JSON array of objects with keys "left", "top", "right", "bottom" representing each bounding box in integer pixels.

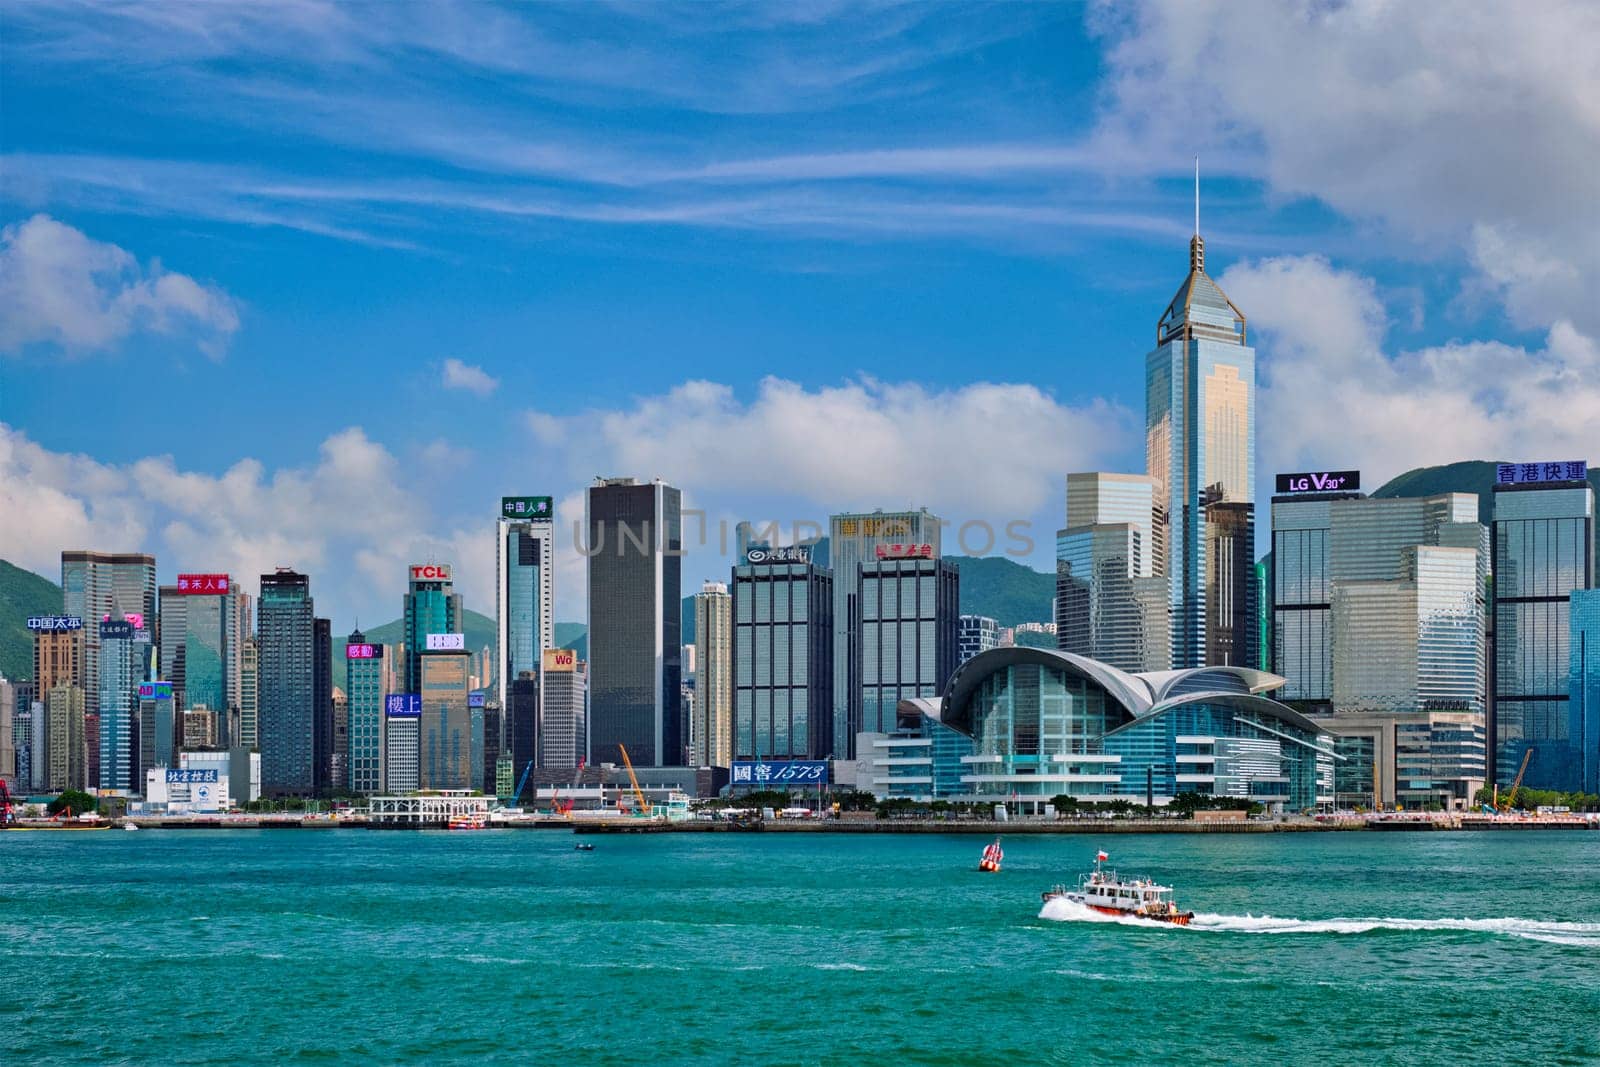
[
  {"left": 585, "top": 478, "right": 682, "bottom": 766},
  {"left": 258, "top": 569, "right": 315, "bottom": 795},
  {"left": 732, "top": 552, "right": 834, "bottom": 761},
  {"left": 312, "top": 616, "right": 333, "bottom": 795}
]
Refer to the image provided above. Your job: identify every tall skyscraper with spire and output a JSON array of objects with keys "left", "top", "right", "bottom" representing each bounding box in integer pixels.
[{"left": 1145, "top": 178, "right": 1257, "bottom": 669}]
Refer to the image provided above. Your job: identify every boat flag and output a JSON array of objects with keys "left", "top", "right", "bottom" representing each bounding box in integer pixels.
[{"left": 1096, "top": 850, "right": 1108, "bottom": 861}]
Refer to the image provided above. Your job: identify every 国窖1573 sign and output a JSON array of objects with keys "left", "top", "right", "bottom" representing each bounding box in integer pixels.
[
  {"left": 1275, "top": 470, "right": 1360, "bottom": 494},
  {"left": 1496, "top": 461, "right": 1587, "bottom": 486},
  {"left": 729, "top": 760, "right": 829, "bottom": 786}
]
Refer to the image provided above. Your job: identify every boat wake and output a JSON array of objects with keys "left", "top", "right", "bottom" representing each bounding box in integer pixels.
[{"left": 1039, "top": 898, "right": 1600, "bottom": 945}]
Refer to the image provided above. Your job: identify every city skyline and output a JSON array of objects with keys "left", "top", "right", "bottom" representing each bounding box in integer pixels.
[{"left": 4, "top": 3, "right": 1599, "bottom": 632}]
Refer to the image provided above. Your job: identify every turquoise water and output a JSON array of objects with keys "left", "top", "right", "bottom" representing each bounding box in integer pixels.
[{"left": 3, "top": 830, "right": 1598, "bottom": 1065}]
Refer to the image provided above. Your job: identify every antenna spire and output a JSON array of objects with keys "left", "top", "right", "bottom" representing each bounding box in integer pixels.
[
  {"left": 1194, "top": 156, "right": 1200, "bottom": 236},
  {"left": 1189, "top": 155, "right": 1204, "bottom": 272}
]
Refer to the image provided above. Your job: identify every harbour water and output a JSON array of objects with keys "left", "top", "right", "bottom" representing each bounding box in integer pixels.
[{"left": 3, "top": 830, "right": 1597, "bottom": 1065}]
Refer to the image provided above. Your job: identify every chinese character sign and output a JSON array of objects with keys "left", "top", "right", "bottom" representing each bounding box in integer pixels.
[
  {"left": 176, "top": 573, "right": 231, "bottom": 594},
  {"left": 1496, "top": 460, "right": 1587, "bottom": 486},
  {"left": 745, "top": 545, "right": 811, "bottom": 565},
  {"left": 729, "top": 761, "right": 830, "bottom": 786},
  {"left": 385, "top": 694, "right": 422, "bottom": 718},
  {"left": 27, "top": 615, "right": 83, "bottom": 631},
  {"left": 468, "top": 691, "right": 486, "bottom": 708},
  {"left": 501, "top": 496, "right": 553, "bottom": 519},
  {"left": 346, "top": 643, "right": 378, "bottom": 659},
  {"left": 425, "top": 633, "right": 465, "bottom": 651},
  {"left": 164, "top": 768, "right": 219, "bottom": 784},
  {"left": 875, "top": 543, "right": 934, "bottom": 560}
]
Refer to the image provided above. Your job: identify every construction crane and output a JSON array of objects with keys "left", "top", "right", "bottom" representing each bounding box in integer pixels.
[
  {"left": 510, "top": 761, "right": 534, "bottom": 811},
  {"left": 1495, "top": 749, "right": 1534, "bottom": 812},
  {"left": 549, "top": 760, "right": 585, "bottom": 817},
  {"left": 617, "top": 745, "right": 652, "bottom": 815}
]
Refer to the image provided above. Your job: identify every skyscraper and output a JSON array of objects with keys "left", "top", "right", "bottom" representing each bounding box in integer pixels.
[
  {"left": 345, "top": 632, "right": 386, "bottom": 795},
  {"left": 1270, "top": 476, "right": 1364, "bottom": 712},
  {"left": 403, "top": 563, "right": 462, "bottom": 697},
  {"left": 45, "top": 683, "right": 86, "bottom": 792},
  {"left": 539, "top": 651, "right": 587, "bottom": 770},
  {"left": 96, "top": 616, "right": 145, "bottom": 791},
  {"left": 1055, "top": 473, "right": 1169, "bottom": 673},
  {"left": 1144, "top": 227, "right": 1255, "bottom": 670},
  {"left": 855, "top": 553, "right": 958, "bottom": 738},
  {"left": 958, "top": 615, "right": 998, "bottom": 665},
  {"left": 496, "top": 496, "right": 555, "bottom": 713},
  {"left": 61, "top": 551, "right": 157, "bottom": 721},
  {"left": 1571, "top": 590, "right": 1600, "bottom": 796},
  {"left": 313, "top": 616, "right": 333, "bottom": 794},
  {"left": 257, "top": 569, "right": 315, "bottom": 795},
  {"left": 239, "top": 637, "right": 259, "bottom": 749},
  {"left": 731, "top": 549, "right": 833, "bottom": 762},
  {"left": 0, "top": 676, "right": 15, "bottom": 786},
  {"left": 1490, "top": 462, "right": 1595, "bottom": 788},
  {"left": 507, "top": 670, "right": 538, "bottom": 778},
  {"left": 419, "top": 647, "right": 472, "bottom": 789},
  {"left": 161, "top": 575, "right": 243, "bottom": 746},
  {"left": 585, "top": 477, "right": 682, "bottom": 766},
  {"left": 693, "top": 580, "right": 732, "bottom": 767},
  {"left": 828, "top": 509, "right": 942, "bottom": 757}
]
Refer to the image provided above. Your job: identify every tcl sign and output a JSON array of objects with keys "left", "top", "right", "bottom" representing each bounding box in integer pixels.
[{"left": 409, "top": 564, "right": 452, "bottom": 581}]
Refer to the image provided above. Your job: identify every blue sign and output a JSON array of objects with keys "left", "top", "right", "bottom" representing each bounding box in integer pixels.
[
  {"left": 138, "top": 681, "right": 174, "bottom": 701},
  {"left": 385, "top": 693, "right": 422, "bottom": 718},
  {"left": 468, "top": 691, "right": 486, "bottom": 708},
  {"left": 730, "top": 760, "right": 830, "bottom": 787},
  {"left": 27, "top": 615, "right": 83, "bottom": 632},
  {"left": 1497, "top": 460, "right": 1587, "bottom": 486},
  {"left": 165, "top": 768, "right": 219, "bottom": 784},
  {"left": 100, "top": 620, "right": 134, "bottom": 639}
]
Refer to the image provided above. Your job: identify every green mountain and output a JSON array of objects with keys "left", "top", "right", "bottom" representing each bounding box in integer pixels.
[
  {"left": 1372, "top": 459, "right": 1600, "bottom": 556},
  {"left": 947, "top": 555, "right": 1055, "bottom": 627},
  {"left": 1, "top": 560, "right": 63, "bottom": 681}
]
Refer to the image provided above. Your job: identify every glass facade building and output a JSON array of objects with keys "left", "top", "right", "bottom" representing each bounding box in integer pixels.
[
  {"left": 732, "top": 557, "right": 833, "bottom": 762},
  {"left": 61, "top": 551, "right": 157, "bottom": 722},
  {"left": 257, "top": 569, "right": 315, "bottom": 795},
  {"left": 1313, "top": 710, "right": 1486, "bottom": 810},
  {"left": 496, "top": 512, "right": 554, "bottom": 714},
  {"left": 874, "top": 648, "right": 1335, "bottom": 813},
  {"left": 829, "top": 509, "right": 942, "bottom": 757},
  {"left": 694, "top": 580, "right": 733, "bottom": 766},
  {"left": 856, "top": 557, "right": 958, "bottom": 740},
  {"left": 540, "top": 656, "right": 586, "bottom": 770},
  {"left": 958, "top": 615, "right": 998, "bottom": 665},
  {"left": 1056, "top": 524, "right": 1168, "bottom": 674},
  {"left": 419, "top": 649, "right": 473, "bottom": 790},
  {"left": 95, "top": 619, "right": 145, "bottom": 792},
  {"left": 1491, "top": 480, "right": 1595, "bottom": 789},
  {"left": 586, "top": 478, "right": 682, "bottom": 767},
  {"left": 1572, "top": 590, "right": 1600, "bottom": 795},
  {"left": 403, "top": 567, "right": 463, "bottom": 697},
  {"left": 1145, "top": 236, "right": 1255, "bottom": 670},
  {"left": 345, "top": 630, "right": 386, "bottom": 795}
]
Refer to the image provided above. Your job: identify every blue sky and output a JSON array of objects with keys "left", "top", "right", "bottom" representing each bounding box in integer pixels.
[{"left": 4, "top": 1, "right": 1597, "bottom": 632}]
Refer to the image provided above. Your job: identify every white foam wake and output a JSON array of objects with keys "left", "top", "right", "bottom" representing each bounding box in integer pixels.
[{"left": 1038, "top": 897, "right": 1600, "bottom": 946}]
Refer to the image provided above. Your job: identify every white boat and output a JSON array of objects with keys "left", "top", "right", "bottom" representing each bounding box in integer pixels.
[{"left": 1042, "top": 851, "right": 1193, "bottom": 925}]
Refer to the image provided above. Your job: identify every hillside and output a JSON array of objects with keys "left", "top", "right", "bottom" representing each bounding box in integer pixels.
[
  {"left": 947, "top": 555, "right": 1055, "bottom": 627},
  {"left": 0, "top": 560, "right": 63, "bottom": 681},
  {"left": 1373, "top": 459, "right": 1600, "bottom": 556}
]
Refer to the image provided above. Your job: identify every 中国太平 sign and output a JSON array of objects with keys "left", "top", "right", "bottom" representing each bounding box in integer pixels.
[{"left": 27, "top": 615, "right": 82, "bottom": 631}]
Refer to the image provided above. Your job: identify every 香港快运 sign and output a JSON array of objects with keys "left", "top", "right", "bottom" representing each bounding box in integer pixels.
[{"left": 1496, "top": 461, "right": 1587, "bottom": 486}]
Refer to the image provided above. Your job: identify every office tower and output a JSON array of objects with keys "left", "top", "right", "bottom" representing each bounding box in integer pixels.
[
  {"left": 496, "top": 496, "right": 555, "bottom": 713},
  {"left": 1572, "top": 590, "right": 1600, "bottom": 796},
  {"left": 1271, "top": 476, "right": 1363, "bottom": 711},
  {"left": 137, "top": 681, "right": 177, "bottom": 782},
  {"left": 482, "top": 701, "right": 502, "bottom": 794},
  {"left": 182, "top": 707, "right": 218, "bottom": 749},
  {"left": 0, "top": 676, "right": 14, "bottom": 785},
  {"left": 60, "top": 551, "right": 157, "bottom": 722},
  {"left": 331, "top": 686, "right": 349, "bottom": 790},
  {"left": 958, "top": 615, "right": 998, "bottom": 665},
  {"left": 384, "top": 698, "right": 420, "bottom": 794},
  {"left": 1491, "top": 462, "right": 1595, "bottom": 789},
  {"left": 33, "top": 622, "right": 84, "bottom": 694},
  {"left": 586, "top": 477, "right": 682, "bottom": 766},
  {"left": 403, "top": 562, "right": 462, "bottom": 697},
  {"left": 732, "top": 549, "right": 834, "bottom": 763},
  {"left": 257, "top": 569, "right": 315, "bottom": 795},
  {"left": 1055, "top": 473, "right": 1169, "bottom": 673},
  {"left": 96, "top": 616, "right": 143, "bottom": 791},
  {"left": 507, "top": 671, "right": 538, "bottom": 776},
  {"left": 693, "top": 580, "right": 733, "bottom": 766},
  {"left": 829, "top": 509, "right": 942, "bottom": 756},
  {"left": 313, "top": 617, "right": 333, "bottom": 794},
  {"left": 45, "top": 683, "right": 86, "bottom": 791},
  {"left": 855, "top": 554, "right": 958, "bottom": 738},
  {"left": 161, "top": 575, "right": 242, "bottom": 743},
  {"left": 1144, "top": 225, "right": 1255, "bottom": 670},
  {"left": 419, "top": 648, "right": 472, "bottom": 789},
  {"left": 345, "top": 632, "right": 386, "bottom": 795},
  {"left": 239, "top": 638, "right": 259, "bottom": 749},
  {"left": 540, "top": 651, "right": 586, "bottom": 770},
  {"left": 14, "top": 682, "right": 34, "bottom": 788}
]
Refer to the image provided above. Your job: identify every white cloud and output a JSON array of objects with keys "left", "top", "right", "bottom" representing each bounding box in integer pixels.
[
  {"left": 1095, "top": 0, "right": 1600, "bottom": 332},
  {"left": 1222, "top": 255, "right": 1600, "bottom": 491},
  {"left": 527, "top": 375, "right": 1134, "bottom": 522},
  {"left": 0, "top": 214, "right": 240, "bottom": 357},
  {"left": 441, "top": 357, "right": 499, "bottom": 396},
  {"left": 0, "top": 423, "right": 493, "bottom": 629}
]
